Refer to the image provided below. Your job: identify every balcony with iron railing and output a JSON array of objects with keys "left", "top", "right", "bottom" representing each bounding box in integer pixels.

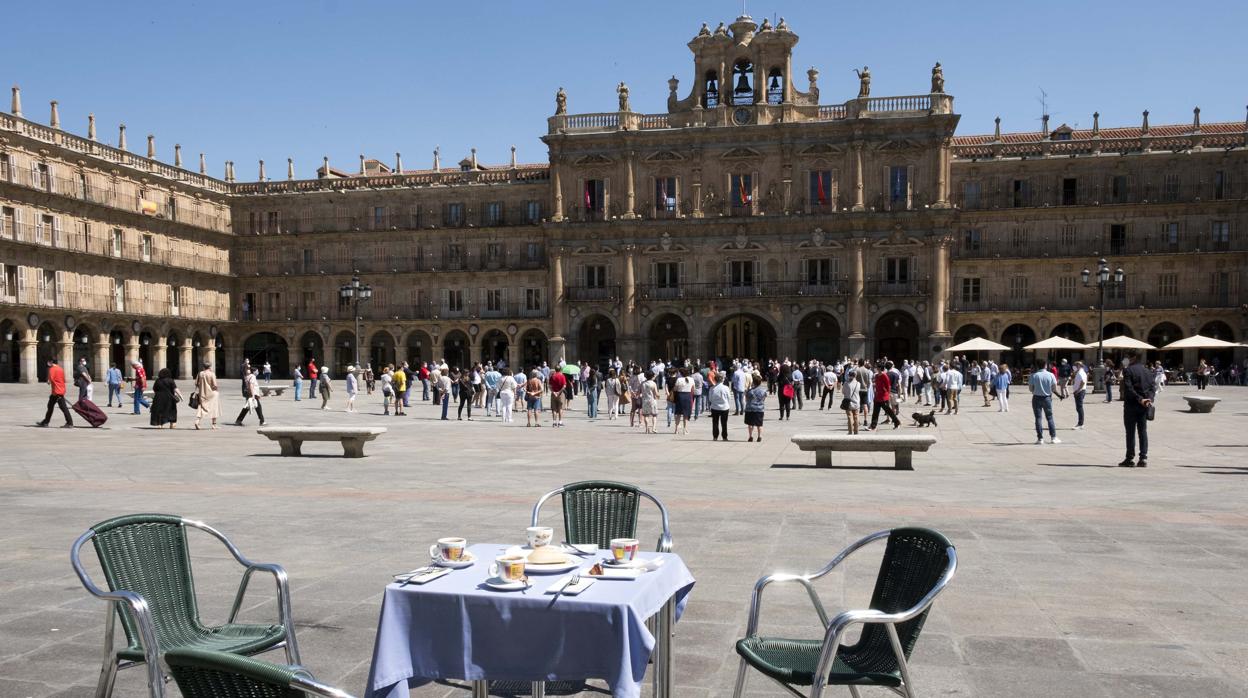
[
  {"left": 3, "top": 288, "right": 229, "bottom": 320},
  {"left": 635, "top": 279, "right": 850, "bottom": 301},
  {"left": 864, "top": 279, "right": 931, "bottom": 296},
  {"left": 236, "top": 211, "right": 544, "bottom": 236},
  {"left": 233, "top": 251, "right": 547, "bottom": 277},
  {"left": 949, "top": 290, "right": 1244, "bottom": 313},
  {"left": 0, "top": 220, "right": 230, "bottom": 275},
  {"left": 951, "top": 180, "right": 1243, "bottom": 211},
  {"left": 241, "top": 299, "right": 549, "bottom": 323},
  {"left": 953, "top": 233, "right": 1245, "bottom": 260}
]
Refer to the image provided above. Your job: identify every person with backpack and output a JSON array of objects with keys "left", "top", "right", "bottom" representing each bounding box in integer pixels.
[{"left": 233, "top": 367, "right": 265, "bottom": 426}]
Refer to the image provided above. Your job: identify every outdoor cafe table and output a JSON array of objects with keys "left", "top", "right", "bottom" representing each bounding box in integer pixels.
[{"left": 364, "top": 543, "right": 696, "bottom": 698}]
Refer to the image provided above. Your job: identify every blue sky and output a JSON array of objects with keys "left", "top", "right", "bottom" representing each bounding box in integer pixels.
[{"left": 8, "top": 1, "right": 1246, "bottom": 179}]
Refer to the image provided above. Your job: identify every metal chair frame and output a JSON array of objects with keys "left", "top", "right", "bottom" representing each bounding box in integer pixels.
[
  {"left": 71, "top": 515, "right": 302, "bottom": 698},
  {"left": 165, "top": 649, "right": 354, "bottom": 698},
  {"left": 530, "top": 480, "right": 673, "bottom": 552},
  {"left": 733, "top": 529, "right": 957, "bottom": 698}
]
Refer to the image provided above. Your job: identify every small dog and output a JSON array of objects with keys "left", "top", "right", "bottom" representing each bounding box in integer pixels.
[{"left": 911, "top": 410, "right": 938, "bottom": 427}]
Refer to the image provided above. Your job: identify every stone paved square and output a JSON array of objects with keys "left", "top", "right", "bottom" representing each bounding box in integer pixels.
[{"left": 1, "top": 380, "right": 1246, "bottom": 697}]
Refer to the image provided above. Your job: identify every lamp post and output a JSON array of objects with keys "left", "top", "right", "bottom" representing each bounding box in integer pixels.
[
  {"left": 338, "top": 272, "right": 372, "bottom": 368},
  {"left": 1081, "top": 258, "right": 1125, "bottom": 367}
]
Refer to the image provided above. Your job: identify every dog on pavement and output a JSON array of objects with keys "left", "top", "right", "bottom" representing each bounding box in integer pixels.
[{"left": 911, "top": 410, "right": 938, "bottom": 427}]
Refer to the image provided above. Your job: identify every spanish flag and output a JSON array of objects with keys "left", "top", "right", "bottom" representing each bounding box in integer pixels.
[
  {"left": 140, "top": 199, "right": 159, "bottom": 216},
  {"left": 737, "top": 178, "right": 749, "bottom": 205},
  {"left": 816, "top": 171, "right": 828, "bottom": 206}
]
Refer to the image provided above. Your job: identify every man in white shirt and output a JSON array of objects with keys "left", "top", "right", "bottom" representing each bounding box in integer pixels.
[
  {"left": 731, "top": 365, "right": 749, "bottom": 415},
  {"left": 944, "top": 364, "right": 963, "bottom": 414},
  {"left": 790, "top": 365, "right": 804, "bottom": 409},
  {"left": 1070, "top": 360, "right": 1088, "bottom": 429},
  {"left": 820, "top": 366, "right": 839, "bottom": 409}
]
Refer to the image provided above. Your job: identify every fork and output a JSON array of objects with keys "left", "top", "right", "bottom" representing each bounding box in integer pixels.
[{"left": 552, "top": 573, "right": 581, "bottom": 599}]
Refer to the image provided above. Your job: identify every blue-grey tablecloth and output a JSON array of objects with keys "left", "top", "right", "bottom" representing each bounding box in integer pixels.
[{"left": 364, "top": 543, "right": 695, "bottom": 698}]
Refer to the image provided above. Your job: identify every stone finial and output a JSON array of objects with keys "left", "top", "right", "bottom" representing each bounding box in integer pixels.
[
  {"left": 470, "top": 147, "right": 478, "bottom": 169},
  {"left": 395, "top": 152, "right": 402, "bottom": 173},
  {"left": 1192, "top": 106, "right": 1201, "bottom": 130},
  {"left": 1042, "top": 113, "right": 1050, "bottom": 137},
  {"left": 146, "top": 134, "right": 155, "bottom": 159},
  {"left": 1141, "top": 109, "right": 1150, "bottom": 134},
  {"left": 174, "top": 144, "right": 182, "bottom": 168},
  {"left": 287, "top": 157, "right": 294, "bottom": 180},
  {"left": 322, "top": 156, "right": 329, "bottom": 178},
  {"left": 10, "top": 85, "right": 21, "bottom": 117},
  {"left": 49, "top": 100, "right": 60, "bottom": 129},
  {"left": 1092, "top": 111, "right": 1100, "bottom": 136},
  {"left": 668, "top": 75, "right": 679, "bottom": 96},
  {"left": 433, "top": 146, "right": 441, "bottom": 171},
  {"left": 510, "top": 145, "right": 516, "bottom": 168},
  {"left": 118, "top": 124, "right": 127, "bottom": 151},
  {"left": 359, "top": 154, "right": 366, "bottom": 175},
  {"left": 258, "top": 159, "right": 266, "bottom": 181},
  {"left": 199, "top": 152, "right": 206, "bottom": 174},
  {"left": 87, "top": 113, "right": 96, "bottom": 141},
  {"left": 993, "top": 116, "right": 1001, "bottom": 141}
]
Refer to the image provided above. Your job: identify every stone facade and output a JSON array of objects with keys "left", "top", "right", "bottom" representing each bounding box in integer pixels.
[{"left": 2, "top": 15, "right": 1246, "bottom": 382}]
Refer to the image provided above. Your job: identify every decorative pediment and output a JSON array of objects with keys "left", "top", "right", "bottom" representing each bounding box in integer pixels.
[
  {"left": 574, "top": 154, "right": 613, "bottom": 165},
  {"left": 797, "top": 228, "right": 845, "bottom": 249},
  {"left": 720, "top": 147, "right": 763, "bottom": 160},
  {"left": 799, "top": 143, "right": 844, "bottom": 156},
  {"left": 570, "top": 244, "right": 619, "bottom": 256},
  {"left": 871, "top": 234, "right": 924, "bottom": 248},
  {"left": 875, "top": 139, "right": 923, "bottom": 151},
  {"left": 644, "top": 151, "right": 684, "bottom": 162}
]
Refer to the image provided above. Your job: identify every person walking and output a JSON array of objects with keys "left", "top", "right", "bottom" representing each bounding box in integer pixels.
[
  {"left": 392, "top": 364, "right": 407, "bottom": 415},
  {"left": 192, "top": 360, "right": 220, "bottom": 430},
  {"left": 74, "top": 358, "right": 93, "bottom": 403},
  {"left": 604, "top": 368, "right": 622, "bottom": 420},
  {"left": 1195, "top": 359, "right": 1210, "bottom": 390},
  {"left": 731, "top": 363, "right": 748, "bottom": 415},
  {"left": 744, "top": 372, "right": 767, "bottom": 442},
  {"left": 306, "top": 359, "right": 318, "bottom": 400},
  {"left": 672, "top": 367, "right": 693, "bottom": 434},
  {"left": 105, "top": 362, "right": 123, "bottom": 407},
  {"left": 233, "top": 368, "right": 265, "bottom": 426},
  {"left": 131, "top": 360, "right": 151, "bottom": 415},
  {"left": 1120, "top": 349, "right": 1156, "bottom": 467},
  {"left": 402, "top": 362, "right": 415, "bottom": 408},
  {"left": 36, "top": 359, "right": 74, "bottom": 428},
  {"left": 584, "top": 366, "right": 601, "bottom": 419},
  {"left": 524, "top": 370, "right": 543, "bottom": 427},
  {"left": 1028, "top": 359, "right": 1060, "bottom": 444},
  {"left": 419, "top": 362, "right": 430, "bottom": 401},
  {"left": 317, "top": 369, "right": 332, "bottom": 410},
  {"left": 484, "top": 363, "right": 502, "bottom": 416},
  {"left": 345, "top": 365, "right": 359, "bottom": 412},
  {"left": 842, "top": 368, "right": 861, "bottom": 434},
  {"left": 150, "top": 368, "right": 181, "bottom": 429},
  {"left": 992, "top": 363, "right": 1012, "bottom": 412},
  {"left": 438, "top": 369, "right": 453, "bottom": 420},
  {"left": 1102, "top": 359, "right": 1116, "bottom": 402},
  {"left": 707, "top": 374, "right": 732, "bottom": 441},
  {"left": 853, "top": 360, "right": 871, "bottom": 419},
  {"left": 262, "top": 361, "right": 272, "bottom": 384},
  {"left": 944, "top": 363, "right": 963, "bottom": 415},
  {"left": 640, "top": 370, "right": 660, "bottom": 434},
  {"left": 1070, "top": 360, "right": 1087, "bottom": 430},
  {"left": 776, "top": 365, "right": 794, "bottom": 421},
  {"left": 380, "top": 365, "right": 395, "bottom": 415},
  {"left": 548, "top": 368, "right": 567, "bottom": 426},
  {"left": 457, "top": 371, "right": 474, "bottom": 420},
  {"left": 498, "top": 368, "right": 517, "bottom": 423},
  {"left": 869, "top": 362, "right": 902, "bottom": 430},
  {"left": 292, "top": 365, "right": 303, "bottom": 402}
]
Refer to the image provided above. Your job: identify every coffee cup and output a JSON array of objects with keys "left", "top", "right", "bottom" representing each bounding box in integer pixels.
[
  {"left": 609, "top": 538, "right": 640, "bottom": 563},
  {"left": 526, "top": 526, "right": 554, "bottom": 548},
  {"left": 489, "top": 554, "right": 527, "bottom": 582},
  {"left": 430, "top": 537, "right": 466, "bottom": 562}
]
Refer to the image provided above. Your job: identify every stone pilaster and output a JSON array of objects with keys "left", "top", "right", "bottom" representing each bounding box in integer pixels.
[
  {"left": 549, "top": 249, "right": 566, "bottom": 364},
  {"left": 179, "top": 338, "right": 193, "bottom": 379},
  {"left": 18, "top": 331, "right": 37, "bottom": 384},
  {"left": 928, "top": 235, "right": 953, "bottom": 357},
  {"left": 551, "top": 158, "right": 564, "bottom": 222},
  {"left": 622, "top": 152, "right": 637, "bottom": 219},
  {"left": 848, "top": 238, "right": 867, "bottom": 357},
  {"left": 851, "top": 142, "right": 866, "bottom": 212},
  {"left": 151, "top": 335, "right": 167, "bottom": 375},
  {"left": 93, "top": 341, "right": 110, "bottom": 379}
]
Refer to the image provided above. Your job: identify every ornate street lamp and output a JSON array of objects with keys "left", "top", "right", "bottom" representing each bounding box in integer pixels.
[
  {"left": 1081, "top": 258, "right": 1125, "bottom": 366},
  {"left": 338, "top": 272, "right": 372, "bottom": 368}
]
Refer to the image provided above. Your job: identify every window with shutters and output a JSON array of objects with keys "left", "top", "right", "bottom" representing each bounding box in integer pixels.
[
  {"left": 445, "top": 243, "right": 464, "bottom": 270},
  {"left": 729, "top": 260, "right": 754, "bottom": 288},
  {"left": 1107, "top": 276, "right": 1126, "bottom": 301},
  {"left": 78, "top": 172, "right": 89, "bottom": 200},
  {"left": 301, "top": 291, "right": 316, "bottom": 316},
  {"left": 483, "top": 201, "right": 503, "bottom": 226},
  {"left": 140, "top": 234, "right": 152, "bottom": 262},
  {"left": 1060, "top": 224, "right": 1077, "bottom": 247},
  {"left": 1, "top": 264, "right": 15, "bottom": 301},
  {"left": 0, "top": 153, "right": 10, "bottom": 182},
  {"left": 1163, "top": 222, "right": 1180, "bottom": 248},
  {"left": 39, "top": 214, "right": 54, "bottom": 245},
  {"left": 1010, "top": 227, "right": 1026, "bottom": 249},
  {"left": 1010, "top": 179, "right": 1030, "bottom": 208},
  {"left": 809, "top": 170, "right": 833, "bottom": 211},
  {"left": 884, "top": 257, "right": 910, "bottom": 284},
  {"left": 446, "top": 289, "right": 465, "bottom": 315},
  {"left": 585, "top": 265, "right": 608, "bottom": 289},
  {"left": 36, "top": 162, "right": 51, "bottom": 192},
  {"left": 1157, "top": 273, "right": 1178, "bottom": 298},
  {"left": 168, "top": 196, "right": 177, "bottom": 221},
  {"left": 484, "top": 289, "right": 503, "bottom": 315},
  {"left": 655, "top": 262, "right": 680, "bottom": 289},
  {"left": 583, "top": 179, "right": 605, "bottom": 219},
  {"left": 1213, "top": 170, "right": 1226, "bottom": 200},
  {"left": 39, "top": 269, "right": 55, "bottom": 305},
  {"left": 1008, "top": 276, "right": 1028, "bottom": 301},
  {"left": 170, "top": 287, "right": 181, "bottom": 316},
  {"left": 1061, "top": 178, "right": 1078, "bottom": 206},
  {"left": 962, "top": 181, "right": 981, "bottom": 209},
  {"left": 1213, "top": 272, "right": 1231, "bottom": 305},
  {"left": 962, "top": 229, "right": 981, "bottom": 252},
  {"left": 805, "top": 258, "right": 834, "bottom": 286},
  {"left": 524, "top": 200, "right": 541, "bottom": 224},
  {"left": 960, "top": 278, "right": 981, "bottom": 305},
  {"left": 485, "top": 242, "right": 504, "bottom": 266},
  {"left": 1211, "top": 220, "right": 1230, "bottom": 249},
  {"left": 1058, "top": 276, "right": 1077, "bottom": 299},
  {"left": 526, "top": 242, "right": 542, "bottom": 264},
  {"left": 1162, "top": 173, "right": 1180, "bottom": 202},
  {"left": 302, "top": 249, "right": 315, "bottom": 273},
  {"left": 444, "top": 203, "right": 464, "bottom": 227},
  {"left": 1, "top": 206, "right": 14, "bottom": 238},
  {"left": 1110, "top": 175, "right": 1127, "bottom": 203},
  {"left": 525, "top": 288, "right": 543, "bottom": 313},
  {"left": 655, "top": 177, "right": 677, "bottom": 216},
  {"left": 1109, "top": 224, "right": 1127, "bottom": 255},
  {"left": 113, "top": 278, "right": 124, "bottom": 311}
]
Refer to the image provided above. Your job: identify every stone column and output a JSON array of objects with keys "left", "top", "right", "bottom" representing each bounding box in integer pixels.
[
  {"left": 551, "top": 158, "right": 564, "bottom": 222},
  {"left": 691, "top": 169, "right": 703, "bottom": 218},
  {"left": 179, "top": 337, "right": 193, "bottom": 379},
  {"left": 94, "top": 339, "right": 110, "bottom": 379},
  {"left": 548, "top": 249, "right": 567, "bottom": 363},
  {"left": 19, "top": 330, "right": 37, "bottom": 384},
  {"left": 618, "top": 246, "right": 642, "bottom": 360},
  {"left": 57, "top": 333, "right": 74, "bottom": 369},
  {"left": 506, "top": 340, "right": 519, "bottom": 372},
  {"left": 851, "top": 143, "right": 866, "bottom": 212},
  {"left": 151, "top": 335, "right": 167, "bottom": 375},
  {"left": 928, "top": 236, "right": 952, "bottom": 356},
  {"left": 622, "top": 152, "right": 637, "bottom": 219},
  {"left": 224, "top": 346, "right": 242, "bottom": 379},
  {"left": 204, "top": 346, "right": 217, "bottom": 375},
  {"left": 848, "top": 239, "right": 867, "bottom": 357},
  {"left": 124, "top": 337, "right": 140, "bottom": 376},
  {"left": 933, "top": 138, "right": 951, "bottom": 208},
  {"left": 286, "top": 345, "right": 303, "bottom": 379}
]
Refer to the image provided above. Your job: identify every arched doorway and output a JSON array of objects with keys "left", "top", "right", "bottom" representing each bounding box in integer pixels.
[
  {"left": 213, "top": 334, "right": 226, "bottom": 378},
  {"left": 1147, "top": 322, "right": 1183, "bottom": 365},
  {"left": 72, "top": 325, "right": 95, "bottom": 375},
  {"left": 298, "top": 331, "right": 324, "bottom": 369},
  {"left": 796, "top": 312, "right": 841, "bottom": 361},
  {"left": 138, "top": 330, "right": 154, "bottom": 373},
  {"left": 709, "top": 313, "right": 777, "bottom": 365},
  {"left": 1102, "top": 322, "right": 1132, "bottom": 339},
  {"left": 521, "top": 330, "right": 547, "bottom": 370},
  {"left": 191, "top": 332, "right": 207, "bottom": 374},
  {"left": 109, "top": 329, "right": 127, "bottom": 372},
  {"left": 874, "top": 311, "right": 920, "bottom": 362},
  {"left": 36, "top": 322, "right": 59, "bottom": 382},
  {"left": 332, "top": 331, "right": 356, "bottom": 377},
  {"left": 243, "top": 332, "right": 289, "bottom": 377},
  {"left": 405, "top": 330, "right": 433, "bottom": 368},
  {"left": 481, "top": 329, "right": 509, "bottom": 366},
  {"left": 1000, "top": 323, "right": 1037, "bottom": 368},
  {"left": 443, "top": 331, "right": 469, "bottom": 370},
  {"left": 648, "top": 314, "right": 689, "bottom": 364},
  {"left": 953, "top": 324, "right": 988, "bottom": 345},
  {"left": 369, "top": 330, "right": 396, "bottom": 370},
  {"left": 1049, "top": 322, "right": 1087, "bottom": 366},
  {"left": 577, "top": 315, "right": 617, "bottom": 369},
  {"left": 164, "top": 330, "right": 181, "bottom": 378},
  {"left": 0, "top": 319, "right": 21, "bottom": 382},
  {"left": 1199, "top": 321, "right": 1236, "bottom": 372}
]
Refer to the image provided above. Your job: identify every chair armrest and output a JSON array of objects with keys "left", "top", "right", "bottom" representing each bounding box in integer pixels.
[
  {"left": 291, "top": 674, "right": 358, "bottom": 698},
  {"left": 745, "top": 573, "right": 831, "bottom": 635}
]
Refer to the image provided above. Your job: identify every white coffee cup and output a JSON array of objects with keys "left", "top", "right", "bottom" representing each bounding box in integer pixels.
[
  {"left": 526, "top": 526, "right": 554, "bottom": 548},
  {"left": 610, "top": 538, "right": 640, "bottom": 562},
  {"left": 489, "top": 554, "right": 527, "bottom": 582},
  {"left": 430, "top": 537, "right": 466, "bottom": 561}
]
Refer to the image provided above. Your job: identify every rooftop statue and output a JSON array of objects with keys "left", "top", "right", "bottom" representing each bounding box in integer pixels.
[
  {"left": 697, "top": 22, "right": 710, "bottom": 37},
  {"left": 931, "top": 62, "right": 945, "bottom": 94},
  {"left": 854, "top": 66, "right": 871, "bottom": 98},
  {"left": 617, "top": 82, "right": 631, "bottom": 112},
  {"left": 555, "top": 87, "right": 567, "bottom": 115}
]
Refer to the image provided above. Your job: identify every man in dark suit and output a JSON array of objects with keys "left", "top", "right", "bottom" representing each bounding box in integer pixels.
[{"left": 1119, "top": 349, "right": 1156, "bottom": 468}]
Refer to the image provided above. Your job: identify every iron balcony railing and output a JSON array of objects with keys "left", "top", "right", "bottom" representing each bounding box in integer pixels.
[
  {"left": 240, "top": 300, "right": 550, "bottom": 323},
  {"left": 0, "top": 220, "right": 230, "bottom": 275},
  {"left": 954, "top": 234, "right": 1243, "bottom": 260},
  {"left": 635, "top": 279, "right": 851, "bottom": 301},
  {"left": 949, "top": 290, "right": 1243, "bottom": 313}
]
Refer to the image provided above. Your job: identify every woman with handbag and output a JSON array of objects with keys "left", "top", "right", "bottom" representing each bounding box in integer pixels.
[
  {"left": 150, "top": 368, "right": 182, "bottom": 429},
  {"left": 192, "top": 361, "right": 220, "bottom": 430}
]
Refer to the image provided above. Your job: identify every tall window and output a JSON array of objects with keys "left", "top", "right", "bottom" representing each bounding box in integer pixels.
[
  {"left": 170, "top": 287, "right": 181, "bottom": 316},
  {"left": 584, "top": 179, "right": 605, "bottom": 215},
  {"left": 655, "top": 261, "right": 680, "bottom": 289},
  {"left": 526, "top": 242, "right": 542, "bottom": 264},
  {"left": 1109, "top": 224, "right": 1127, "bottom": 254},
  {"left": 112, "top": 229, "right": 123, "bottom": 257},
  {"left": 1213, "top": 170, "right": 1226, "bottom": 200},
  {"left": 302, "top": 248, "right": 315, "bottom": 273},
  {"left": 655, "top": 177, "right": 677, "bottom": 215},
  {"left": 525, "top": 288, "right": 543, "bottom": 312},
  {"left": 113, "top": 278, "right": 125, "bottom": 311},
  {"left": 809, "top": 170, "right": 832, "bottom": 209},
  {"left": 1008, "top": 276, "right": 1028, "bottom": 301},
  {"left": 584, "top": 265, "right": 607, "bottom": 289},
  {"left": 446, "top": 289, "right": 464, "bottom": 314},
  {"left": 805, "top": 258, "right": 834, "bottom": 286},
  {"left": 484, "top": 289, "right": 503, "bottom": 313},
  {"left": 1163, "top": 222, "right": 1179, "bottom": 247},
  {"left": 1010, "top": 227, "right": 1026, "bottom": 249},
  {"left": 0, "top": 206, "right": 14, "bottom": 238},
  {"left": 889, "top": 167, "right": 909, "bottom": 206},
  {"left": 1061, "top": 178, "right": 1078, "bottom": 206},
  {"left": 962, "top": 229, "right": 981, "bottom": 251},
  {"left": 36, "top": 163, "right": 51, "bottom": 192},
  {"left": 962, "top": 181, "right": 981, "bottom": 209},
  {"left": 960, "top": 278, "right": 981, "bottom": 304},
  {"left": 729, "top": 260, "right": 754, "bottom": 287},
  {"left": 1211, "top": 220, "right": 1230, "bottom": 248},
  {"left": 141, "top": 234, "right": 153, "bottom": 262},
  {"left": 1060, "top": 225, "right": 1077, "bottom": 247},
  {"left": 1058, "top": 276, "right": 1077, "bottom": 299},
  {"left": 0, "top": 153, "right": 10, "bottom": 181},
  {"left": 1, "top": 264, "right": 16, "bottom": 300},
  {"left": 372, "top": 206, "right": 386, "bottom": 229},
  {"left": 730, "top": 173, "right": 752, "bottom": 210},
  {"left": 884, "top": 257, "right": 910, "bottom": 284},
  {"left": 1163, "top": 173, "right": 1180, "bottom": 202},
  {"left": 1011, "top": 178, "right": 1030, "bottom": 207},
  {"left": 1110, "top": 175, "right": 1127, "bottom": 203},
  {"left": 444, "top": 203, "right": 464, "bottom": 227},
  {"left": 1107, "top": 276, "right": 1126, "bottom": 301},
  {"left": 38, "top": 214, "right": 53, "bottom": 245},
  {"left": 1157, "top": 273, "right": 1178, "bottom": 299},
  {"left": 445, "top": 243, "right": 463, "bottom": 269},
  {"left": 524, "top": 200, "right": 541, "bottom": 224},
  {"left": 483, "top": 201, "right": 503, "bottom": 226},
  {"left": 267, "top": 211, "right": 280, "bottom": 232}
]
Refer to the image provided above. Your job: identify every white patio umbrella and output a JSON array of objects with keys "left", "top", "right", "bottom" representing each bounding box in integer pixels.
[
  {"left": 944, "top": 337, "right": 1009, "bottom": 353},
  {"left": 1085, "top": 335, "right": 1155, "bottom": 350},
  {"left": 1024, "top": 336, "right": 1089, "bottom": 351},
  {"left": 1157, "top": 335, "right": 1242, "bottom": 351}
]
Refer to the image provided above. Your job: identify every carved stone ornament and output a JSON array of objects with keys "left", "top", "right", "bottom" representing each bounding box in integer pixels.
[
  {"left": 734, "top": 232, "right": 748, "bottom": 249},
  {"left": 660, "top": 232, "right": 672, "bottom": 251},
  {"left": 811, "top": 228, "right": 826, "bottom": 246}
]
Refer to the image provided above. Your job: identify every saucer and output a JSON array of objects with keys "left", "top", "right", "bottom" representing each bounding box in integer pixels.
[
  {"left": 524, "top": 559, "right": 579, "bottom": 574},
  {"left": 603, "top": 557, "right": 646, "bottom": 568},
  {"left": 433, "top": 552, "right": 476, "bottom": 569},
  {"left": 484, "top": 575, "right": 531, "bottom": 591}
]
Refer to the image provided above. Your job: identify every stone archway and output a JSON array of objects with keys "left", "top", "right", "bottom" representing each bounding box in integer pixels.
[
  {"left": 1000, "top": 323, "right": 1037, "bottom": 368},
  {"left": 405, "top": 330, "right": 434, "bottom": 368},
  {"left": 576, "top": 314, "right": 617, "bottom": 369},
  {"left": 243, "top": 332, "right": 289, "bottom": 377},
  {"left": 191, "top": 331, "right": 209, "bottom": 374},
  {"left": 647, "top": 313, "right": 689, "bottom": 364},
  {"left": 72, "top": 324, "right": 95, "bottom": 376},
  {"left": 1049, "top": 323, "right": 1087, "bottom": 365},
  {"left": 443, "top": 330, "right": 470, "bottom": 370},
  {"left": 796, "top": 311, "right": 841, "bottom": 361},
  {"left": 332, "top": 330, "right": 356, "bottom": 376},
  {"left": 0, "top": 319, "right": 22, "bottom": 382},
  {"left": 520, "top": 329, "right": 548, "bottom": 370},
  {"left": 1199, "top": 320, "right": 1236, "bottom": 370},
  {"left": 708, "top": 313, "right": 777, "bottom": 365},
  {"left": 1147, "top": 322, "right": 1183, "bottom": 363},
  {"left": 369, "top": 330, "right": 396, "bottom": 371},
  {"left": 109, "top": 329, "right": 128, "bottom": 373},
  {"left": 481, "top": 329, "right": 509, "bottom": 366},
  {"left": 873, "top": 311, "right": 921, "bottom": 362},
  {"left": 137, "top": 330, "right": 155, "bottom": 373},
  {"left": 1102, "top": 322, "right": 1133, "bottom": 339},
  {"left": 954, "top": 324, "right": 989, "bottom": 345},
  {"left": 164, "top": 329, "right": 182, "bottom": 379},
  {"left": 298, "top": 331, "right": 325, "bottom": 368}
]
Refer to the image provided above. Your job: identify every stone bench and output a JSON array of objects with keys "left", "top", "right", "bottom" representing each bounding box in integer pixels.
[
  {"left": 257, "top": 426, "right": 386, "bottom": 458},
  {"left": 791, "top": 434, "right": 937, "bottom": 470},
  {"left": 1182, "top": 395, "right": 1221, "bottom": 413},
  {"left": 258, "top": 385, "right": 288, "bottom": 397}
]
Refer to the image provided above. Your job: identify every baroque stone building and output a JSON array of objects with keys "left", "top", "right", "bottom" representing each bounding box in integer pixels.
[{"left": 2, "top": 15, "right": 1245, "bottom": 382}]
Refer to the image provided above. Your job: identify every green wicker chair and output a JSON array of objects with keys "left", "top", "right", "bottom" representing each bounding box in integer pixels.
[
  {"left": 166, "top": 648, "right": 353, "bottom": 698},
  {"left": 530, "top": 480, "right": 672, "bottom": 552},
  {"left": 733, "top": 527, "right": 956, "bottom": 698},
  {"left": 71, "top": 513, "right": 301, "bottom": 698}
]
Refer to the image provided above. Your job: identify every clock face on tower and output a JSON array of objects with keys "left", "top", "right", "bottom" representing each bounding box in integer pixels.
[{"left": 733, "top": 107, "right": 751, "bottom": 125}]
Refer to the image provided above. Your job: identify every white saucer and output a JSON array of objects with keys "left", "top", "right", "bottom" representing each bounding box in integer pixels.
[
  {"left": 604, "top": 557, "right": 646, "bottom": 568},
  {"left": 433, "top": 552, "right": 476, "bottom": 569},
  {"left": 484, "top": 575, "right": 531, "bottom": 591},
  {"left": 524, "top": 560, "right": 580, "bottom": 574}
]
